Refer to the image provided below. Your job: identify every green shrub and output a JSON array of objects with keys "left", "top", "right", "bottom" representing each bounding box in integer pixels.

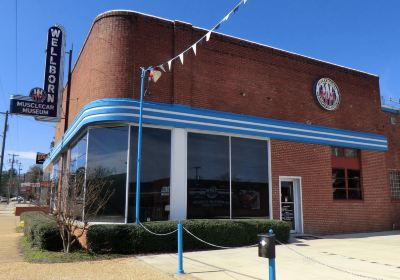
[
  {"left": 87, "top": 219, "right": 290, "bottom": 254},
  {"left": 21, "top": 211, "right": 63, "bottom": 251}
]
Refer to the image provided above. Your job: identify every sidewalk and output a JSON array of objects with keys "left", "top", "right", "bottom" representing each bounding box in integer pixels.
[
  {"left": 139, "top": 231, "right": 400, "bottom": 280},
  {"left": 0, "top": 203, "right": 176, "bottom": 280},
  {"left": 0, "top": 203, "right": 23, "bottom": 263}
]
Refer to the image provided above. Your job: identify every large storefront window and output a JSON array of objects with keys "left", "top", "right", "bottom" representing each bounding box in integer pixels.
[
  {"left": 187, "top": 132, "right": 269, "bottom": 219},
  {"left": 127, "top": 127, "right": 171, "bottom": 222},
  {"left": 69, "top": 134, "right": 87, "bottom": 174},
  {"left": 87, "top": 126, "right": 129, "bottom": 222},
  {"left": 50, "top": 159, "right": 60, "bottom": 210},
  {"left": 231, "top": 137, "right": 269, "bottom": 218},
  {"left": 64, "top": 135, "right": 87, "bottom": 217},
  {"left": 187, "top": 133, "right": 230, "bottom": 219}
]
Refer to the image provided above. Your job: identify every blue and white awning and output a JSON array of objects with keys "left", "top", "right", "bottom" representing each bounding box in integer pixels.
[{"left": 44, "top": 98, "right": 388, "bottom": 168}]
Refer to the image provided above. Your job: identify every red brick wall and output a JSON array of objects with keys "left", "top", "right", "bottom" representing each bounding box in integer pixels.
[
  {"left": 56, "top": 11, "right": 385, "bottom": 143},
  {"left": 271, "top": 140, "right": 394, "bottom": 234},
  {"left": 52, "top": 11, "right": 399, "bottom": 233},
  {"left": 381, "top": 111, "right": 400, "bottom": 229},
  {"left": 15, "top": 206, "right": 49, "bottom": 216}
]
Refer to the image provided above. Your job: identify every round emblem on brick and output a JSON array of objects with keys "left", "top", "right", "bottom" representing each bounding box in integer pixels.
[{"left": 314, "top": 78, "right": 340, "bottom": 111}]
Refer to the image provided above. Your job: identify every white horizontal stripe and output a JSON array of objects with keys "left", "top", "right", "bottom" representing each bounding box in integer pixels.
[
  {"left": 77, "top": 104, "right": 386, "bottom": 144},
  {"left": 143, "top": 107, "right": 387, "bottom": 144},
  {"left": 81, "top": 112, "right": 386, "bottom": 149},
  {"left": 50, "top": 102, "right": 388, "bottom": 163}
]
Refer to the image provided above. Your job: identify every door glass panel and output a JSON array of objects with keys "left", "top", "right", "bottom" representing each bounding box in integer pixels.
[{"left": 281, "top": 181, "right": 295, "bottom": 230}]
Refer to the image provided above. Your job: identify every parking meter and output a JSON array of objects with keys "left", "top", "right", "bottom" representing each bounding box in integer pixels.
[{"left": 258, "top": 231, "right": 275, "bottom": 259}]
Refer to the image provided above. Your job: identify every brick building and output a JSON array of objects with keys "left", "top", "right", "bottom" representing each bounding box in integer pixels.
[{"left": 44, "top": 10, "right": 400, "bottom": 235}]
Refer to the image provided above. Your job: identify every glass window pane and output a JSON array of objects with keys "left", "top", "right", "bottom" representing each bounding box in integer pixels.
[
  {"left": 332, "top": 169, "right": 345, "bottom": 188},
  {"left": 332, "top": 169, "right": 346, "bottom": 199},
  {"left": 187, "top": 133, "right": 230, "bottom": 219},
  {"left": 331, "top": 147, "right": 344, "bottom": 157},
  {"left": 66, "top": 135, "right": 87, "bottom": 218},
  {"left": 50, "top": 159, "right": 60, "bottom": 210},
  {"left": 333, "top": 189, "right": 347, "bottom": 199},
  {"left": 70, "top": 134, "right": 87, "bottom": 174},
  {"left": 345, "top": 149, "right": 359, "bottom": 158},
  {"left": 389, "top": 171, "right": 400, "bottom": 199},
  {"left": 347, "top": 169, "right": 362, "bottom": 199},
  {"left": 87, "top": 126, "right": 129, "bottom": 222},
  {"left": 348, "top": 169, "right": 360, "bottom": 180},
  {"left": 128, "top": 127, "right": 171, "bottom": 222},
  {"left": 231, "top": 137, "right": 269, "bottom": 218},
  {"left": 281, "top": 182, "right": 294, "bottom": 202},
  {"left": 348, "top": 189, "right": 362, "bottom": 199}
]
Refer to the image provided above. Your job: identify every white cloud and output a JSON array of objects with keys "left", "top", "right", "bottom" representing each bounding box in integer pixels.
[{"left": 6, "top": 150, "right": 37, "bottom": 160}]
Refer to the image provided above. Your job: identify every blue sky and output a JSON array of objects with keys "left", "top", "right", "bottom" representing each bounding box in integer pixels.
[{"left": 0, "top": 0, "right": 399, "bottom": 172}]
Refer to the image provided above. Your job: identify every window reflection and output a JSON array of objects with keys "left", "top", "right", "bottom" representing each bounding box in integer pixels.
[
  {"left": 231, "top": 137, "right": 269, "bottom": 218},
  {"left": 127, "top": 127, "right": 171, "bottom": 222},
  {"left": 66, "top": 135, "right": 87, "bottom": 218},
  {"left": 50, "top": 159, "right": 60, "bottom": 211},
  {"left": 87, "top": 126, "right": 129, "bottom": 222},
  {"left": 187, "top": 133, "right": 230, "bottom": 219},
  {"left": 69, "top": 135, "right": 87, "bottom": 174}
]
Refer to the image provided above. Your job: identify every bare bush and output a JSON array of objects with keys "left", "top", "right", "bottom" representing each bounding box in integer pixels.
[{"left": 54, "top": 168, "right": 114, "bottom": 253}]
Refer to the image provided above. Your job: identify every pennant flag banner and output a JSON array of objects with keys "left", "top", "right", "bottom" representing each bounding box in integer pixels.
[
  {"left": 158, "top": 64, "right": 166, "bottom": 72},
  {"left": 206, "top": 31, "right": 212, "bottom": 42},
  {"left": 153, "top": 0, "right": 249, "bottom": 76},
  {"left": 179, "top": 53, "right": 184, "bottom": 65}
]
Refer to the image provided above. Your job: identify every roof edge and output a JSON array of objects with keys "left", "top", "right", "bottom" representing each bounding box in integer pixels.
[{"left": 92, "top": 9, "right": 378, "bottom": 78}]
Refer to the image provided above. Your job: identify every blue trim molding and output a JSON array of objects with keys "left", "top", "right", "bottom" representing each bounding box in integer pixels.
[
  {"left": 382, "top": 105, "right": 400, "bottom": 114},
  {"left": 44, "top": 98, "right": 388, "bottom": 168}
]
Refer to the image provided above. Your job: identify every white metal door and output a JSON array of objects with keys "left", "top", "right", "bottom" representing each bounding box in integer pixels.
[{"left": 279, "top": 177, "right": 303, "bottom": 233}]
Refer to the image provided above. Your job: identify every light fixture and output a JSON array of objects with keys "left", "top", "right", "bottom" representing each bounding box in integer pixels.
[{"left": 149, "top": 70, "right": 162, "bottom": 83}]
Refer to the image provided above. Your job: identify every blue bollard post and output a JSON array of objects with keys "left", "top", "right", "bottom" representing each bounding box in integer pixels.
[
  {"left": 268, "top": 229, "right": 276, "bottom": 280},
  {"left": 177, "top": 222, "right": 184, "bottom": 274}
]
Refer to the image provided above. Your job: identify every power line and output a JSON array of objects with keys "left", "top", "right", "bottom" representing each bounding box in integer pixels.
[
  {"left": 151, "top": 0, "right": 249, "bottom": 74},
  {"left": 15, "top": 0, "right": 18, "bottom": 94},
  {"left": 0, "top": 112, "right": 8, "bottom": 197},
  {"left": 7, "top": 153, "right": 19, "bottom": 203}
]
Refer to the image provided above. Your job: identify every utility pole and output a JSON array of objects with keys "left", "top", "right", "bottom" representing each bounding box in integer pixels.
[
  {"left": 0, "top": 111, "right": 9, "bottom": 196},
  {"left": 64, "top": 46, "right": 73, "bottom": 133},
  {"left": 7, "top": 153, "right": 18, "bottom": 203},
  {"left": 17, "top": 162, "right": 22, "bottom": 202}
]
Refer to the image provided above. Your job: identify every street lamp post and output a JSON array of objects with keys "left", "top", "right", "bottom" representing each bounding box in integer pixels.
[{"left": 135, "top": 66, "right": 153, "bottom": 224}]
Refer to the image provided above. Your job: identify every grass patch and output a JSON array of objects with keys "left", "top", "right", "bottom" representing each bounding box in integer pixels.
[
  {"left": 16, "top": 220, "right": 24, "bottom": 233},
  {"left": 20, "top": 236, "right": 125, "bottom": 263}
]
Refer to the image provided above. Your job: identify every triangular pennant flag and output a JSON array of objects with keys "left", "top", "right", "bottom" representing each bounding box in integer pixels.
[
  {"left": 158, "top": 64, "right": 166, "bottom": 72},
  {"left": 223, "top": 13, "right": 230, "bottom": 22},
  {"left": 206, "top": 31, "right": 211, "bottom": 41},
  {"left": 192, "top": 44, "right": 197, "bottom": 55},
  {"left": 168, "top": 60, "right": 172, "bottom": 71},
  {"left": 179, "top": 53, "right": 184, "bottom": 64},
  {"left": 215, "top": 23, "right": 221, "bottom": 30},
  {"left": 233, "top": 6, "right": 240, "bottom": 13}
]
